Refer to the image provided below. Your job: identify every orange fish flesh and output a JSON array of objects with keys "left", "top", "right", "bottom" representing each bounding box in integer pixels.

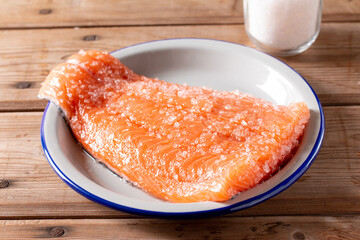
[{"left": 38, "top": 50, "right": 310, "bottom": 203}]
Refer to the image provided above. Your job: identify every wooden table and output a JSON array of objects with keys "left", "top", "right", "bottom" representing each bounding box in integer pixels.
[{"left": 1, "top": 0, "right": 359, "bottom": 239}]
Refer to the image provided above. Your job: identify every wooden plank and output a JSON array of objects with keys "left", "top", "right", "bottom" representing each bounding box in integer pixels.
[
  {"left": 0, "top": 0, "right": 359, "bottom": 29},
  {"left": 0, "top": 24, "right": 247, "bottom": 112},
  {"left": 323, "top": 0, "right": 360, "bottom": 22},
  {"left": 0, "top": 22, "right": 359, "bottom": 112},
  {"left": 0, "top": 106, "right": 359, "bottom": 218},
  {"left": 0, "top": 217, "right": 359, "bottom": 239}
]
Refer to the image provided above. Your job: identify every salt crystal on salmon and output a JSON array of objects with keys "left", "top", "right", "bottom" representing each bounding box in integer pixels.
[{"left": 38, "top": 50, "right": 310, "bottom": 203}]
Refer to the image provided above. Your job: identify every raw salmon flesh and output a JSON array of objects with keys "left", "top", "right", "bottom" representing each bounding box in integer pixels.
[{"left": 38, "top": 50, "right": 310, "bottom": 203}]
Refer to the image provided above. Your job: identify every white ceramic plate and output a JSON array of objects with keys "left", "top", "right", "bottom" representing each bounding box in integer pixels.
[{"left": 41, "top": 39, "right": 324, "bottom": 218}]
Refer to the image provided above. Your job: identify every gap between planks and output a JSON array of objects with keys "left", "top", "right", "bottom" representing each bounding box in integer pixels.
[
  {"left": 0, "top": 22, "right": 243, "bottom": 31},
  {"left": 2, "top": 16, "right": 360, "bottom": 31},
  {"left": 0, "top": 102, "right": 359, "bottom": 114},
  {"left": 0, "top": 0, "right": 359, "bottom": 29},
  {"left": 1, "top": 213, "right": 360, "bottom": 221}
]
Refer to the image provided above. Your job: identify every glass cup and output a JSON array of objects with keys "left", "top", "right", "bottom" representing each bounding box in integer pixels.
[{"left": 243, "top": 0, "right": 323, "bottom": 57}]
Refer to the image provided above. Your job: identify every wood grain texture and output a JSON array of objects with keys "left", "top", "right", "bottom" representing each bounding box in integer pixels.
[
  {"left": 0, "top": 217, "right": 360, "bottom": 240},
  {"left": 0, "top": 1, "right": 358, "bottom": 239},
  {"left": 0, "top": 106, "right": 359, "bottom": 218},
  {"left": 0, "top": 24, "right": 246, "bottom": 112},
  {"left": 323, "top": 0, "right": 360, "bottom": 22},
  {"left": 0, "top": 22, "right": 359, "bottom": 112},
  {"left": 0, "top": 0, "right": 359, "bottom": 29}
]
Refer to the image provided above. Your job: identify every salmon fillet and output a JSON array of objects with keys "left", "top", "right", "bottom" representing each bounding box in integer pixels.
[{"left": 38, "top": 50, "right": 310, "bottom": 203}]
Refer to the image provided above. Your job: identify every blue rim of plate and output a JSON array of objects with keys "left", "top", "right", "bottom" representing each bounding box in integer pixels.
[{"left": 40, "top": 38, "right": 325, "bottom": 219}]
